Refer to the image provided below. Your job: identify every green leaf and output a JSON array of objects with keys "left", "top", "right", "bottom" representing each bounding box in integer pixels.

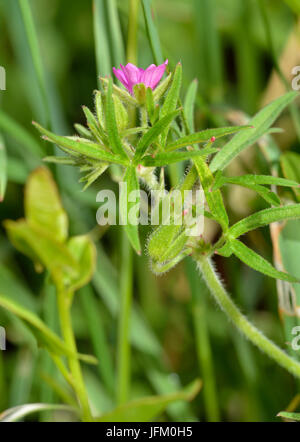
[
  {"left": 120, "top": 167, "right": 141, "bottom": 254},
  {"left": 4, "top": 220, "right": 79, "bottom": 282},
  {"left": 80, "top": 163, "right": 109, "bottom": 191},
  {"left": 244, "top": 184, "right": 281, "bottom": 206},
  {"left": 82, "top": 105, "right": 107, "bottom": 145},
  {"left": 280, "top": 151, "right": 300, "bottom": 201},
  {"left": 184, "top": 79, "right": 198, "bottom": 133},
  {"left": 43, "top": 156, "right": 77, "bottom": 166},
  {"left": 213, "top": 174, "right": 300, "bottom": 190},
  {"left": 25, "top": 167, "right": 68, "bottom": 243},
  {"left": 146, "top": 87, "right": 155, "bottom": 123},
  {"left": 113, "top": 94, "right": 128, "bottom": 131},
  {"left": 0, "top": 135, "right": 7, "bottom": 202},
  {"left": 217, "top": 242, "right": 233, "bottom": 257},
  {"left": 74, "top": 123, "right": 93, "bottom": 140},
  {"left": 166, "top": 125, "right": 250, "bottom": 152},
  {"left": 230, "top": 239, "right": 299, "bottom": 282},
  {"left": 142, "top": 148, "right": 218, "bottom": 167},
  {"left": 0, "top": 403, "right": 77, "bottom": 422},
  {"left": 210, "top": 92, "right": 298, "bottom": 173},
  {"left": 193, "top": 157, "right": 229, "bottom": 231},
  {"left": 213, "top": 176, "right": 281, "bottom": 206},
  {"left": 94, "top": 91, "right": 105, "bottom": 127},
  {"left": 153, "top": 73, "right": 172, "bottom": 102},
  {"left": 33, "top": 122, "right": 128, "bottom": 165},
  {"left": 277, "top": 411, "right": 300, "bottom": 421},
  {"left": 134, "top": 110, "right": 180, "bottom": 161},
  {"left": 160, "top": 63, "right": 182, "bottom": 146},
  {"left": 64, "top": 235, "right": 96, "bottom": 293},
  {"left": 106, "top": 78, "right": 128, "bottom": 158},
  {"left": 0, "top": 295, "right": 96, "bottom": 364},
  {"left": 229, "top": 205, "right": 300, "bottom": 238},
  {"left": 100, "top": 77, "right": 138, "bottom": 106},
  {"left": 148, "top": 225, "right": 185, "bottom": 264},
  {"left": 96, "top": 379, "right": 202, "bottom": 422}
]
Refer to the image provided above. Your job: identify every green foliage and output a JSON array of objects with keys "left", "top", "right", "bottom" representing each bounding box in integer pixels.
[
  {"left": 4, "top": 167, "right": 96, "bottom": 292},
  {"left": 228, "top": 205, "right": 300, "bottom": 238},
  {"left": 2, "top": 0, "right": 300, "bottom": 423},
  {"left": 0, "top": 135, "right": 7, "bottom": 202},
  {"left": 210, "top": 92, "right": 298, "bottom": 173},
  {"left": 0, "top": 295, "right": 97, "bottom": 364},
  {"left": 277, "top": 411, "right": 300, "bottom": 421},
  {"left": 280, "top": 151, "right": 300, "bottom": 201},
  {"left": 96, "top": 379, "right": 201, "bottom": 422}
]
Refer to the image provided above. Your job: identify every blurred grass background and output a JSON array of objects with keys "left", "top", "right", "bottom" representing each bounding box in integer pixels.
[{"left": 0, "top": 0, "right": 300, "bottom": 421}]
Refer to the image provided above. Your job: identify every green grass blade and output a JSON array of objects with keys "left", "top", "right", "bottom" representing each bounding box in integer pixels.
[
  {"left": 17, "top": 0, "right": 50, "bottom": 126},
  {"left": 80, "top": 286, "right": 115, "bottom": 395},
  {"left": 193, "top": 0, "right": 223, "bottom": 102},
  {"left": 141, "top": 0, "right": 164, "bottom": 65},
  {"left": 0, "top": 135, "right": 7, "bottom": 202},
  {"left": 106, "top": 0, "right": 125, "bottom": 66},
  {"left": 0, "top": 110, "right": 43, "bottom": 157},
  {"left": 93, "top": 0, "right": 112, "bottom": 81}
]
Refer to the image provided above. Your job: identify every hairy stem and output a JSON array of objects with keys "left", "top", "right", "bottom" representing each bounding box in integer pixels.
[{"left": 197, "top": 256, "right": 300, "bottom": 379}]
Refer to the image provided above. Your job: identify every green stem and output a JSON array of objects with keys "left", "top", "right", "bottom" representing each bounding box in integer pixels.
[
  {"left": 57, "top": 288, "right": 93, "bottom": 422},
  {"left": 127, "top": 0, "right": 139, "bottom": 65},
  {"left": 197, "top": 256, "right": 300, "bottom": 379},
  {"left": 117, "top": 231, "right": 134, "bottom": 405}
]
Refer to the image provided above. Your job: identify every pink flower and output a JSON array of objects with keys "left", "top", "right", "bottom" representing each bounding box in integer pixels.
[{"left": 113, "top": 60, "right": 168, "bottom": 94}]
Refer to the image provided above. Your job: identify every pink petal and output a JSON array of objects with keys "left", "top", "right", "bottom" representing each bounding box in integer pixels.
[
  {"left": 121, "top": 63, "right": 143, "bottom": 93},
  {"left": 141, "top": 60, "right": 168, "bottom": 90},
  {"left": 113, "top": 67, "right": 130, "bottom": 91}
]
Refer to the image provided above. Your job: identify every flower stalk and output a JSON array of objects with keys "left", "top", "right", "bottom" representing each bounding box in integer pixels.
[
  {"left": 56, "top": 284, "right": 93, "bottom": 422},
  {"left": 197, "top": 255, "right": 300, "bottom": 379}
]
